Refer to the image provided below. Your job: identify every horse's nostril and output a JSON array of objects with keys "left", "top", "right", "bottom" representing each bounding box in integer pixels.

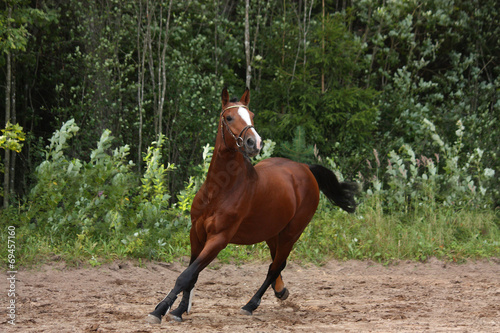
[{"left": 247, "top": 138, "right": 255, "bottom": 147}]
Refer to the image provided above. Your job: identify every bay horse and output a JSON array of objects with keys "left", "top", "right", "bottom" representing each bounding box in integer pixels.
[{"left": 146, "top": 88, "right": 358, "bottom": 324}]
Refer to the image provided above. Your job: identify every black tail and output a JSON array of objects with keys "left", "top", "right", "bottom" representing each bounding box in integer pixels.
[{"left": 308, "top": 164, "right": 359, "bottom": 213}]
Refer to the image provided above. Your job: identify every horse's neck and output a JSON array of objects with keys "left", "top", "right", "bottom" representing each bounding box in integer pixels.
[
  {"left": 205, "top": 133, "right": 257, "bottom": 189},
  {"left": 208, "top": 149, "right": 256, "bottom": 184}
]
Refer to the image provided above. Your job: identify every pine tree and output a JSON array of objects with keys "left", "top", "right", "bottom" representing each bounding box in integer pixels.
[{"left": 279, "top": 126, "right": 315, "bottom": 163}]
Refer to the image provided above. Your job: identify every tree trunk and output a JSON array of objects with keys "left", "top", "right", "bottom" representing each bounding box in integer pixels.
[
  {"left": 137, "top": 0, "right": 145, "bottom": 172},
  {"left": 158, "top": 0, "right": 173, "bottom": 137},
  {"left": 321, "top": 0, "right": 325, "bottom": 93},
  {"left": 214, "top": 0, "right": 219, "bottom": 75},
  {"left": 244, "top": 0, "right": 251, "bottom": 88},
  {"left": 303, "top": 0, "right": 314, "bottom": 70},
  {"left": 10, "top": 60, "right": 17, "bottom": 196},
  {"left": 282, "top": 0, "right": 286, "bottom": 66},
  {"left": 145, "top": 0, "right": 158, "bottom": 136},
  {"left": 4, "top": 7, "right": 12, "bottom": 209},
  {"left": 252, "top": 0, "right": 270, "bottom": 92}
]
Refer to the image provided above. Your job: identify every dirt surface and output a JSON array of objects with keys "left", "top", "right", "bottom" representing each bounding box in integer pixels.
[{"left": 2, "top": 257, "right": 499, "bottom": 332}]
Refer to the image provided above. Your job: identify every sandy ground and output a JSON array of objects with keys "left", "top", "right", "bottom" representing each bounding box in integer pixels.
[{"left": 1, "top": 257, "right": 499, "bottom": 332}]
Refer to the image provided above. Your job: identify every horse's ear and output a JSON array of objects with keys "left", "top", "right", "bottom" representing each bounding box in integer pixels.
[
  {"left": 240, "top": 87, "right": 250, "bottom": 106},
  {"left": 221, "top": 87, "right": 229, "bottom": 107}
]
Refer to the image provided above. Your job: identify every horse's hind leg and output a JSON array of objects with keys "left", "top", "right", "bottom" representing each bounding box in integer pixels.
[
  {"left": 241, "top": 260, "right": 288, "bottom": 315},
  {"left": 242, "top": 234, "right": 301, "bottom": 315},
  {"left": 243, "top": 205, "right": 316, "bottom": 315},
  {"left": 272, "top": 275, "right": 289, "bottom": 300},
  {"left": 266, "top": 238, "right": 289, "bottom": 300}
]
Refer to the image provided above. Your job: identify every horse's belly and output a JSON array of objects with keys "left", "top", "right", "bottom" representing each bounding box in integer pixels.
[
  {"left": 229, "top": 191, "right": 297, "bottom": 245},
  {"left": 229, "top": 211, "right": 293, "bottom": 245}
]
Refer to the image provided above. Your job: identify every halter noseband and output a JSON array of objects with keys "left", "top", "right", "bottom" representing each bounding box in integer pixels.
[{"left": 220, "top": 104, "right": 255, "bottom": 151}]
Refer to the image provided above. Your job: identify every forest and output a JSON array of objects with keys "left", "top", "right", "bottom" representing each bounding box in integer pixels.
[{"left": 1, "top": 0, "right": 499, "bottom": 265}]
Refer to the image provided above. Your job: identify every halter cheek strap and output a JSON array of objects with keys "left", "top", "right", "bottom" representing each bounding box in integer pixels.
[{"left": 220, "top": 105, "right": 255, "bottom": 151}]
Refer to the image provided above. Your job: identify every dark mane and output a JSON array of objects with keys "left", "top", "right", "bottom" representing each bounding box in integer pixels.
[{"left": 229, "top": 97, "right": 238, "bottom": 102}]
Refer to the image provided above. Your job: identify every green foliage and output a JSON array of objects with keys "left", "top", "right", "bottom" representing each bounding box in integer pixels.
[
  {"left": 361, "top": 118, "right": 496, "bottom": 213},
  {"left": 253, "top": 139, "right": 276, "bottom": 164},
  {"left": 2, "top": 0, "right": 499, "bottom": 266},
  {"left": 295, "top": 201, "right": 499, "bottom": 263},
  {"left": 0, "top": 1, "right": 56, "bottom": 54},
  {"left": 139, "top": 135, "right": 174, "bottom": 207},
  {"left": 9, "top": 0, "right": 498, "bottom": 203},
  {"left": 27, "top": 119, "right": 136, "bottom": 239},
  {"left": 1, "top": 121, "right": 204, "bottom": 264},
  {"left": 279, "top": 126, "right": 315, "bottom": 163},
  {"left": 48, "top": 0, "right": 138, "bottom": 155},
  {"left": 44, "top": 118, "right": 79, "bottom": 160},
  {"left": 131, "top": 134, "right": 178, "bottom": 240},
  {"left": 255, "top": 12, "right": 379, "bottom": 157},
  {"left": 0, "top": 122, "right": 25, "bottom": 152},
  {"left": 352, "top": 0, "right": 500, "bottom": 201}
]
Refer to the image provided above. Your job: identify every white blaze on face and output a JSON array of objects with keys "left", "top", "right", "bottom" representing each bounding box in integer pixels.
[{"left": 238, "top": 107, "right": 262, "bottom": 149}]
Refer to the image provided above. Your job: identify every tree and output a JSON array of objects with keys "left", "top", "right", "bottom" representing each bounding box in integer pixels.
[
  {"left": 1, "top": 0, "right": 52, "bottom": 207},
  {"left": 253, "top": 5, "right": 378, "bottom": 165},
  {"left": 2, "top": 5, "right": 13, "bottom": 208},
  {"left": 2, "top": 0, "right": 498, "bottom": 208},
  {"left": 244, "top": 0, "right": 251, "bottom": 88}
]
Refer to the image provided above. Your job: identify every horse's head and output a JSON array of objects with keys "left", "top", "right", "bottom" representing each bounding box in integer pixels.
[{"left": 220, "top": 87, "right": 262, "bottom": 158}]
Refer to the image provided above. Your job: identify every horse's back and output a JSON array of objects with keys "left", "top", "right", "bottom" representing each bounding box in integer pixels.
[
  {"left": 255, "top": 157, "right": 314, "bottom": 179},
  {"left": 255, "top": 157, "right": 320, "bottom": 210},
  {"left": 255, "top": 157, "right": 318, "bottom": 191}
]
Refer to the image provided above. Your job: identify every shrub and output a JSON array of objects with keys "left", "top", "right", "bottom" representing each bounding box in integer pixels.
[
  {"left": 26, "top": 119, "right": 136, "bottom": 239},
  {"left": 361, "top": 118, "right": 495, "bottom": 213}
]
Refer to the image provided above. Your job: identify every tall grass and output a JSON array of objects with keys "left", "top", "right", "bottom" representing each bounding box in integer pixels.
[
  {"left": 3, "top": 198, "right": 497, "bottom": 268},
  {"left": 292, "top": 196, "right": 499, "bottom": 264}
]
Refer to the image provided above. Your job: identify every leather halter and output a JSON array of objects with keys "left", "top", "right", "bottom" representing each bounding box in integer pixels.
[{"left": 220, "top": 104, "right": 255, "bottom": 152}]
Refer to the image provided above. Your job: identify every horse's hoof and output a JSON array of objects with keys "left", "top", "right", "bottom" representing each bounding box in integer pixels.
[
  {"left": 275, "top": 287, "right": 289, "bottom": 300},
  {"left": 167, "top": 313, "right": 183, "bottom": 322},
  {"left": 240, "top": 308, "right": 253, "bottom": 316},
  {"left": 146, "top": 314, "right": 162, "bottom": 325}
]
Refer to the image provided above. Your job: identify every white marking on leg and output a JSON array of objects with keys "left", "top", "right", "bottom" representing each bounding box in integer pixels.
[{"left": 187, "top": 289, "right": 194, "bottom": 314}]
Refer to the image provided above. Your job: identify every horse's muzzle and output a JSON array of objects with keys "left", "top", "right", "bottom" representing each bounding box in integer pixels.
[{"left": 244, "top": 135, "right": 262, "bottom": 158}]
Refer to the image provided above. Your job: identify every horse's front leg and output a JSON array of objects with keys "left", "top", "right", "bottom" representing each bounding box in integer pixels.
[
  {"left": 146, "top": 234, "right": 229, "bottom": 324},
  {"left": 146, "top": 263, "right": 200, "bottom": 324},
  {"left": 168, "top": 284, "right": 196, "bottom": 322},
  {"left": 167, "top": 224, "right": 205, "bottom": 322}
]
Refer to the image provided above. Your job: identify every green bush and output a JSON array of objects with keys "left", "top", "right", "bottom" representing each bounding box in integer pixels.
[
  {"left": 0, "top": 122, "right": 26, "bottom": 153},
  {"left": 26, "top": 119, "right": 136, "bottom": 238},
  {"left": 361, "top": 118, "right": 495, "bottom": 213}
]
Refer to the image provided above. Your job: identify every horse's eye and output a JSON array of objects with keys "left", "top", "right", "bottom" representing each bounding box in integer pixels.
[{"left": 226, "top": 116, "right": 233, "bottom": 122}]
